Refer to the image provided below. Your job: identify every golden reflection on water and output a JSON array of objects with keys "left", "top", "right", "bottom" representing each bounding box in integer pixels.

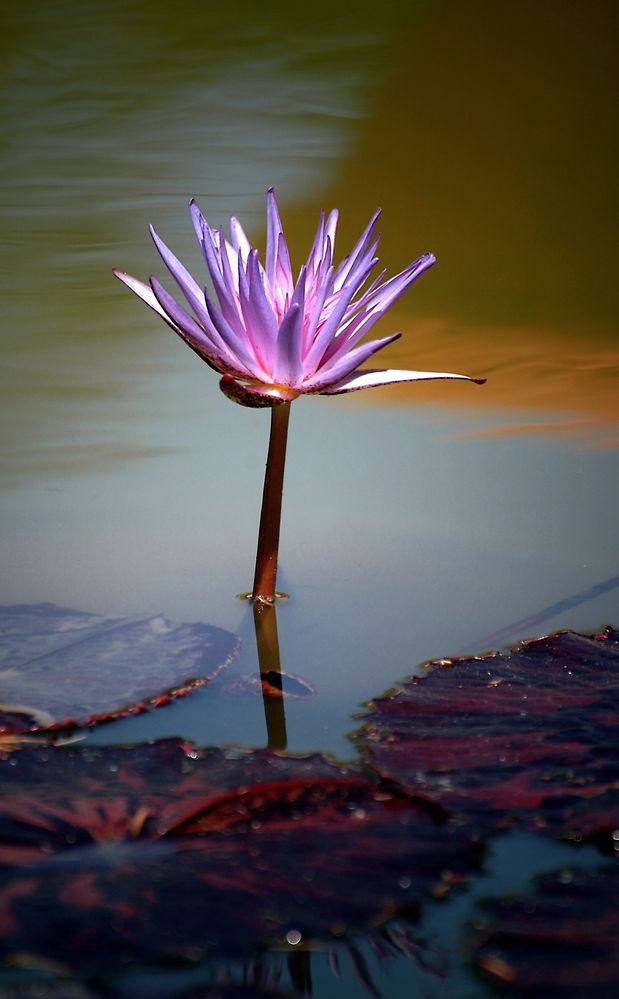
[
  {"left": 304, "top": 0, "right": 618, "bottom": 334},
  {"left": 276, "top": 0, "right": 618, "bottom": 445},
  {"left": 360, "top": 315, "right": 619, "bottom": 446}
]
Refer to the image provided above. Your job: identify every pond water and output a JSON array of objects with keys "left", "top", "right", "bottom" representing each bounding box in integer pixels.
[{"left": 1, "top": 1, "right": 617, "bottom": 996}]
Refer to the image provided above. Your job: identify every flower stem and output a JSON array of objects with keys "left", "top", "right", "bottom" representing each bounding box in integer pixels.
[{"left": 252, "top": 401, "right": 291, "bottom": 601}]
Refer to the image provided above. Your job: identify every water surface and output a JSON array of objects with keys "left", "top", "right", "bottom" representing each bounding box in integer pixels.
[{"left": 0, "top": 2, "right": 617, "bottom": 994}]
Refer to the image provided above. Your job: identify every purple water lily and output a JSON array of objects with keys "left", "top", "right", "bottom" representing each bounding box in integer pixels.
[
  {"left": 113, "top": 189, "right": 483, "bottom": 407},
  {"left": 114, "top": 190, "right": 485, "bottom": 601}
]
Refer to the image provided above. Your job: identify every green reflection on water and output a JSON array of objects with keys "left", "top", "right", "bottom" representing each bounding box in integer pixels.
[
  {"left": 1, "top": 0, "right": 403, "bottom": 478},
  {"left": 1, "top": 0, "right": 616, "bottom": 487}
]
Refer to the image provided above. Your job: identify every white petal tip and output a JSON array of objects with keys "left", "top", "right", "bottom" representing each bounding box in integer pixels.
[{"left": 321, "top": 368, "right": 487, "bottom": 395}]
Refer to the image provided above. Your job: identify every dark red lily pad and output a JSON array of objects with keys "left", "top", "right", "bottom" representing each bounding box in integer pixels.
[
  {"left": 470, "top": 866, "right": 619, "bottom": 997},
  {"left": 0, "top": 603, "right": 240, "bottom": 733},
  {"left": 0, "top": 739, "right": 481, "bottom": 971},
  {"left": 356, "top": 627, "right": 619, "bottom": 846},
  {"left": 180, "top": 988, "right": 293, "bottom": 999},
  {"left": 0, "top": 984, "right": 98, "bottom": 999}
]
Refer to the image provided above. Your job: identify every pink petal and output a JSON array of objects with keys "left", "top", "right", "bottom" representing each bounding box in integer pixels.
[
  {"left": 202, "top": 288, "right": 267, "bottom": 380},
  {"left": 273, "top": 267, "right": 306, "bottom": 384},
  {"left": 321, "top": 253, "right": 436, "bottom": 366},
  {"left": 237, "top": 258, "right": 271, "bottom": 371},
  {"left": 305, "top": 208, "right": 325, "bottom": 275},
  {"left": 189, "top": 199, "right": 208, "bottom": 253},
  {"left": 196, "top": 221, "right": 245, "bottom": 334},
  {"left": 302, "top": 333, "right": 402, "bottom": 392},
  {"left": 332, "top": 209, "right": 381, "bottom": 292},
  {"left": 216, "top": 226, "right": 243, "bottom": 319},
  {"left": 246, "top": 249, "right": 278, "bottom": 368},
  {"left": 149, "top": 277, "right": 248, "bottom": 376},
  {"left": 359, "top": 252, "right": 435, "bottom": 317},
  {"left": 320, "top": 368, "right": 487, "bottom": 395},
  {"left": 324, "top": 209, "right": 339, "bottom": 259},
  {"left": 229, "top": 215, "right": 252, "bottom": 264},
  {"left": 265, "top": 188, "right": 292, "bottom": 295},
  {"left": 149, "top": 225, "right": 213, "bottom": 330},
  {"left": 113, "top": 270, "right": 184, "bottom": 334},
  {"left": 302, "top": 274, "right": 369, "bottom": 374},
  {"left": 302, "top": 263, "right": 334, "bottom": 355}
]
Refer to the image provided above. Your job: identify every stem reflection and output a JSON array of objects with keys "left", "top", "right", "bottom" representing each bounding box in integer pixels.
[{"left": 253, "top": 599, "right": 287, "bottom": 750}]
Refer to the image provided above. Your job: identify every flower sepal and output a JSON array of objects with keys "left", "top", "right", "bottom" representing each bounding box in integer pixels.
[{"left": 219, "top": 376, "right": 298, "bottom": 408}]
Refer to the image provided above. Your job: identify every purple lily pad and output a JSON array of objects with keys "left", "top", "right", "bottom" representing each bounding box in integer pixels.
[
  {"left": 470, "top": 866, "right": 619, "bottom": 997},
  {"left": 356, "top": 627, "right": 619, "bottom": 846},
  {"left": 0, "top": 603, "right": 240, "bottom": 733},
  {"left": 0, "top": 739, "right": 481, "bottom": 971}
]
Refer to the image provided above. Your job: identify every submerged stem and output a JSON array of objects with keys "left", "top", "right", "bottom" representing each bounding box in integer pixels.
[
  {"left": 253, "top": 599, "right": 287, "bottom": 750},
  {"left": 252, "top": 402, "right": 291, "bottom": 601}
]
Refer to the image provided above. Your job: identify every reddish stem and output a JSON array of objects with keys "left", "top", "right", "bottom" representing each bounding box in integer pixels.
[
  {"left": 253, "top": 599, "right": 287, "bottom": 749},
  {"left": 252, "top": 402, "right": 291, "bottom": 601}
]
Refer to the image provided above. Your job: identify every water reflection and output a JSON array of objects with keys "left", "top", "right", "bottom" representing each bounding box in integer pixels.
[
  {"left": 475, "top": 572, "right": 619, "bottom": 649},
  {"left": 370, "top": 317, "right": 619, "bottom": 444},
  {"left": 254, "top": 599, "right": 288, "bottom": 751},
  {"left": 197, "top": 922, "right": 443, "bottom": 999},
  {"left": 2, "top": 0, "right": 617, "bottom": 490},
  {"left": 2, "top": 0, "right": 388, "bottom": 483},
  {"left": 310, "top": 0, "right": 618, "bottom": 333}
]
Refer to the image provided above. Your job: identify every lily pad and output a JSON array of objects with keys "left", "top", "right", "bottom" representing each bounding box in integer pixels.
[
  {"left": 0, "top": 603, "right": 240, "bottom": 733},
  {"left": 356, "top": 627, "right": 619, "bottom": 846},
  {"left": 470, "top": 866, "right": 619, "bottom": 997},
  {"left": 0, "top": 739, "right": 481, "bottom": 971},
  {"left": 0, "top": 984, "right": 98, "bottom": 999}
]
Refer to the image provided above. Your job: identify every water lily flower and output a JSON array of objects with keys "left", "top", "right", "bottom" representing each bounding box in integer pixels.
[
  {"left": 113, "top": 189, "right": 483, "bottom": 407},
  {"left": 114, "top": 190, "right": 485, "bottom": 602}
]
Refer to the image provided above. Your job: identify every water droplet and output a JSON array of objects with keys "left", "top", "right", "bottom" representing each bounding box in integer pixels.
[
  {"left": 399, "top": 876, "right": 412, "bottom": 889},
  {"left": 286, "top": 929, "right": 302, "bottom": 946}
]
